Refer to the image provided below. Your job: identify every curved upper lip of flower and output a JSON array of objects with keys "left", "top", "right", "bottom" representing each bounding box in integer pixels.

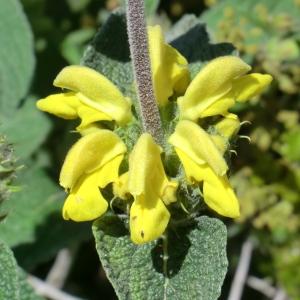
[
  {"left": 59, "top": 129, "right": 127, "bottom": 190},
  {"left": 53, "top": 65, "right": 132, "bottom": 125}
]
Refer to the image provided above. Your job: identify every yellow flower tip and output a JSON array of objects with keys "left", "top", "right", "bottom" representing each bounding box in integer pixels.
[
  {"left": 148, "top": 25, "right": 190, "bottom": 106},
  {"left": 169, "top": 120, "right": 228, "bottom": 176},
  {"left": 128, "top": 133, "right": 175, "bottom": 244},
  {"left": 173, "top": 148, "right": 240, "bottom": 218},
  {"left": 62, "top": 154, "right": 124, "bottom": 222},
  {"left": 113, "top": 172, "right": 130, "bottom": 200},
  {"left": 59, "top": 130, "right": 126, "bottom": 190},
  {"left": 210, "top": 114, "right": 241, "bottom": 153},
  {"left": 76, "top": 123, "right": 104, "bottom": 136},
  {"left": 129, "top": 195, "right": 170, "bottom": 244},
  {"left": 36, "top": 92, "right": 80, "bottom": 119},
  {"left": 62, "top": 171, "right": 109, "bottom": 222},
  {"left": 161, "top": 180, "right": 178, "bottom": 205},
  {"left": 233, "top": 73, "right": 273, "bottom": 102},
  {"left": 204, "top": 176, "right": 240, "bottom": 219},
  {"left": 178, "top": 55, "right": 251, "bottom": 121},
  {"left": 53, "top": 65, "right": 132, "bottom": 125},
  {"left": 216, "top": 113, "right": 241, "bottom": 138}
]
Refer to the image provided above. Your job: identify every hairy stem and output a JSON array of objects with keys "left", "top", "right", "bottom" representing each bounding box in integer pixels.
[{"left": 126, "top": 0, "right": 163, "bottom": 144}]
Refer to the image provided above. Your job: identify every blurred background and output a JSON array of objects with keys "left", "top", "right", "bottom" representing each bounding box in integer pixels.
[{"left": 1, "top": 0, "right": 300, "bottom": 299}]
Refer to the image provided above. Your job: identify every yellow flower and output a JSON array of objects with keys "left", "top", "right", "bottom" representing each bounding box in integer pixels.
[
  {"left": 127, "top": 133, "right": 177, "bottom": 244},
  {"left": 148, "top": 25, "right": 190, "bottom": 106},
  {"left": 169, "top": 120, "right": 240, "bottom": 218},
  {"left": 210, "top": 113, "right": 241, "bottom": 154},
  {"left": 37, "top": 65, "right": 132, "bottom": 130},
  {"left": 178, "top": 56, "right": 272, "bottom": 121},
  {"left": 36, "top": 22, "right": 273, "bottom": 244},
  {"left": 60, "top": 130, "right": 126, "bottom": 221}
]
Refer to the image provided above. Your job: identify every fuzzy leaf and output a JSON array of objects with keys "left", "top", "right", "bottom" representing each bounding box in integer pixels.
[
  {"left": 0, "top": 0, "right": 35, "bottom": 119},
  {"left": 1, "top": 98, "right": 51, "bottom": 159},
  {"left": 81, "top": 10, "right": 134, "bottom": 97},
  {"left": 168, "top": 14, "right": 236, "bottom": 78},
  {"left": 0, "top": 164, "right": 91, "bottom": 269},
  {"left": 93, "top": 215, "right": 228, "bottom": 300},
  {"left": 0, "top": 241, "right": 44, "bottom": 300}
]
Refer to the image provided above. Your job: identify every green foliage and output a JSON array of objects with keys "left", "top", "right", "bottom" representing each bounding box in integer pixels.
[
  {"left": 0, "top": 241, "right": 43, "bottom": 300},
  {"left": 82, "top": 10, "right": 134, "bottom": 96},
  {"left": 0, "top": 0, "right": 35, "bottom": 119},
  {"left": 93, "top": 215, "right": 227, "bottom": 300},
  {"left": 80, "top": 10, "right": 240, "bottom": 299},
  {"left": 0, "top": 163, "right": 91, "bottom": 269},
  {"left": 0, "top": 98, "right": 51, "bottom": 159},
  {"left": 0, "top": 0, "right": 298, "bottom": 299},
  {"left": 0, "top": 135, "right": 18, "bottom": 221},
  {"left": 201, "top": 1, "right": 300, "bottom": 298},
  {"left": 200, "top": 0, "right": 300, "bottom": 94},
  {"left": 61, "top": 28, "right": 96, "bottom": 64},
  {"left": 144, "top": 0, "right": 160, "bottom": 17}
]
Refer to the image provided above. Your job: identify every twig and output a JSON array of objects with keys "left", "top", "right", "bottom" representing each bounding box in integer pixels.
[
  {"left": 247, "top": 276, "right": 290, "bottom": 300},
  {"left": 28, "top": 274, "right": 84, "bottom": 300},
  {"left": 273, "top": 289, "right": 289, "bottom": 300},
  {"left": 46, "top": 248, "right": 73, "bottom": 289},
  {"left": 247, "top": 276, "right": 277, "bottom": 298},
  {"left": 228, "top": 239, "right": 254, "bottom": 300}
]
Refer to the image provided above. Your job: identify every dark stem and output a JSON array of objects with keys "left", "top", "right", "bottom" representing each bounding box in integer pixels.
[{"left": 126, "top": 0, "right": 163, "bottom": 144}]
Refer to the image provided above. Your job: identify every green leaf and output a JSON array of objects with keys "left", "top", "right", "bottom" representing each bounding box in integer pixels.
[
  {"left": 82, "top": 10, "right": 236, "bottom": 96},
  {"left": 145, "top": 0, "right": 160, "bottom": 17},
  {"left": 200, "top": 0, "right": 300, "bottom": 64},
  {"left": 66, "top": 0, "right": 91, "bottom": 12},
  {"left": 0, "top": 0, "right": 35, "bottom": 119},
  {"left": 93, "top": 215, "right": 228, "bottom": 300},
  {"left": 168, "top": 14, "right": 236, "bottom": 78},
  {"left": 81, "top": 10, "right": 134, "bottom": 97},
  {"left": 279, "top": 128, "right": 300, "bottom": 162},
  {"left": 61, "top": 28, "right": 96, "bottom": 64},
  {"left": 0, "top": 164, "right": 91, "bottom": 269},
  {"left": 0, "top": 241, "right": 44, "bottom": 300},
  {"left": 1, "top": 98, "right": 51, "bottom": 159}
]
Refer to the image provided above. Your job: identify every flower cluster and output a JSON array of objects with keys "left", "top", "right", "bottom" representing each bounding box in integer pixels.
[{"left": 37, "top": 25, "right": 272, "bottom": 244}]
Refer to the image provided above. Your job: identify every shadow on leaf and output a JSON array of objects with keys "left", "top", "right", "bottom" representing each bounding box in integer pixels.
[
  {"left": 171, "top": 22, "right": 235, "bottom": 63},
  {"left": 151, "top": 223, "right": 196, "bottom": 278}
]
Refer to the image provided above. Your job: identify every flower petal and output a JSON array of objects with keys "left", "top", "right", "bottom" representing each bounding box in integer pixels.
[
  {"left": 174, "top": 148, "right": 205, "bottom": 183},
  {"left": 62, "top": 170, "right": 108, "bottom": 221},
  {"left": 148, "top": 26, "right": 189, "bottom": 106},
  {"left": 169, "top": 120, "right": 228, "bottom": 176},
  {"left": 211, "top": 113, "right": 240, "bottom": 153},
  {"left": 76, "top": 104, "right": 112, "bottom": 130},
  {"left": 130, "top": 194, "right": 170, "bottom": 244},
  {"left": 128, "top": 133, "right": 166, "bottom": 196},
  {"left": 202, "top": 166, "right": 240, "bottom": 218},
  {"left": 178, "top": 56, "right": 251, "bottom": 121},
  {"left": 232, "top": 73, "right": 273, "bottom": 102},
  {"left": 128, "top": 133, "right": 176, "bottom": 243},
  {"left": 36, "top": 92, "right": 80, "bottom": 119},
  {"left": 76, "top": 124, "right": 104, "bottom": 136},
  {"left": 113, "top": 172, "right": 130, "bottom": 200},
  {"left": 197, "top": 96, "right": 235, "bottom": 118},
  {"left": 60, "top": 130, "right": 126, "bottom": 189},
  {"left": 174, "top": 148, "right": 239, "bottom": 218},
  {"left": 54, "top": 65, "right": 132, "bottom": 125},
  {"left": 97, "top": 155, "right": 124, "bottom": 188},
  {"left": 62, "top": 154, "right": 123, "bottom": 221}
]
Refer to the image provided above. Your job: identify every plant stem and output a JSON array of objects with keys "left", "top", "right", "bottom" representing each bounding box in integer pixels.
[
  {"left": 126, "top": 0, "right": 163, "bottom": 145},
  {"left": 161, "top": 233, "right": 169, "bottom": 300}
]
